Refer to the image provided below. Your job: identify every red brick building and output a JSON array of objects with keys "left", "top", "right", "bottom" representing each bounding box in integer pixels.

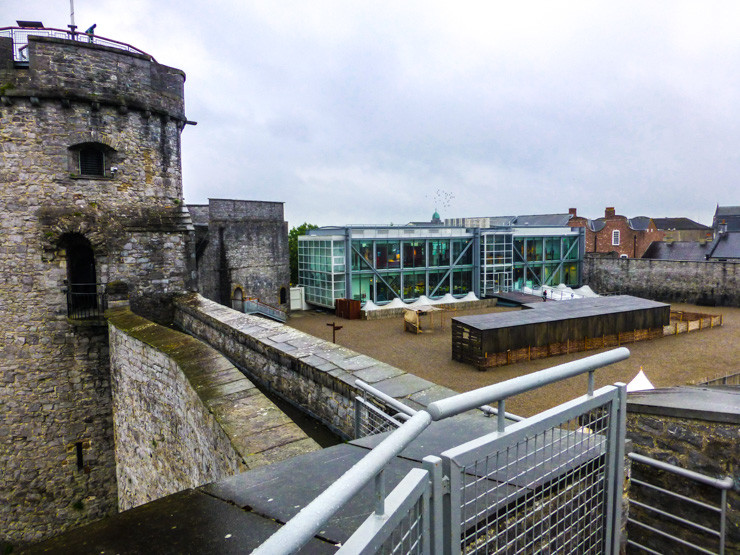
[{"left": 568, "top": 207, "right": 664, "bottom": 258}]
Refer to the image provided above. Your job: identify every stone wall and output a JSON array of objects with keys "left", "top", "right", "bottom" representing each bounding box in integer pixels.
[
  {"left": 0, "top": 35, "right": 194, "bottom": 545},
  {"left": 0, "top": 320, "right": 117, "bottom": 545},
  {"left": 190, "top": 199, "right": 290, "bottom": 313},
  {"left": 174, "top": 293, "right": 456, "bottom": 439},
  {"left": 583, "top": 256, "right": 740, "bottom": 306},
  {"left": 107, "top": 305, "right": 319, "bottom": 511}
]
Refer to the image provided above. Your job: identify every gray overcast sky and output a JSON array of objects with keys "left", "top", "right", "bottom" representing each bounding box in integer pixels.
[{"left": 5, "top": 1, "right": 739, "bottom": 227}]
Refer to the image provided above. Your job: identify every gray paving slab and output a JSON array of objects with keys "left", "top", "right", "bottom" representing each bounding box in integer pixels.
[
  {"left": 352, "top": 363, "right": 405, "bottom": 383},
  {"left": 203, "top": 443, "right": 418, "bottom": 545},
  {"left": 20, "top": 489, "right": 336, "bottom": 554},
  {"left": 371, "top": 373, "right": 436, "bottom": 398},
  {"left": 408, "top": 384, "right": 459, "bottom": 408},
  {"left": 335, "top": 354, "right": 379, "bottom": 372}
]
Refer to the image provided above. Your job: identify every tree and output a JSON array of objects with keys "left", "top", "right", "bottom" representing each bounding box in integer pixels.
[{"left": 289, "top": 222, "right": 319, "bottom": 285}]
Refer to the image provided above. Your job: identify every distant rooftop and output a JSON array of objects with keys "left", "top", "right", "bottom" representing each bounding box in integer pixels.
[
  {"left": 642, "top": 241, "right": 712, "bottom": 261},
  {"left": 652, "top": 217, "right": 710, "bottom": 231}
]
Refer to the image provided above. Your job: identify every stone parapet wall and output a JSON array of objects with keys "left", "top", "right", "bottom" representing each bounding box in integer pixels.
[
  {"left": 174, "top": 293, "right": 456, "bottom": 439},
  {"left": 107, "top": 305, "right": 319, "bottom": 511},
  {"left": 362, "top": 298, "right": 498, "bottom": 320},
  {"left": 584, "top": 256, "right": 740, "bottom": 306},
  {"left": 0, "top": 36, "right": 185, "bottom": 119}
]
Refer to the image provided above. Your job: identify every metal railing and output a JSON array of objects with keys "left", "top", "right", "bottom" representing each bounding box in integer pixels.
[
  {"left": 627, "top": 452, "right": 734, "bottom": 554},
  {"left": 253, "top": 347, "right": 630, "bottom": 554},
  {"left": 354, "top": 379, "right": 524, "bottom": 440},
  {"left": 243, "top": 298, "right": 287, "bottom": 323},
  {"left": 64, "top": 282, "right": 108, "bottom": 319},
  {"left": 0, "top": 26, "right": 154, "bottom": 63}
]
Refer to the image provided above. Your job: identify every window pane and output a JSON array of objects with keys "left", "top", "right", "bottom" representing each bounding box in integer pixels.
[
  {"left": 429, "top": 240, "right": 450, "bottom": 267},
  {"left": 402, "top": 270, "right": 425, "bottom": 299},
  {"left": 403, "top": 241, "right": 425, "bottom": 268},
  {"left": 352, "top": 241, "right": 373, "bottom": 271}
]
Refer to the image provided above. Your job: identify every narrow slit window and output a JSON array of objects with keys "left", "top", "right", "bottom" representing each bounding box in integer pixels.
[{"left": 75, "top": 442, "right": 84, "bottom": 470}]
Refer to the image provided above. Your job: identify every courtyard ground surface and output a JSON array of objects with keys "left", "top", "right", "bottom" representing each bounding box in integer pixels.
[{"left": 287, "top": 302, "right": 740, "bottom": 417}]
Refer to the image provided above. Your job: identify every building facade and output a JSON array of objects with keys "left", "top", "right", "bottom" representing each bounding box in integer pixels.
[
  {"left": 571, "top": 207, "right": 664, "bottom": 258},
  {"left": 189, "top": 199, "right": 290, "bottom": 313},
  {"left": 0, "top": 28, "right": 194, "bottom": 544},
  {"left": 298, "top": 225, "right": 584, "bottom": 308}
]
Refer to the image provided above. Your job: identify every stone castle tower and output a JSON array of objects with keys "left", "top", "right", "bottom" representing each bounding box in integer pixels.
[{"left": 0, "top": 28, "right": 195, "bottom": 544}]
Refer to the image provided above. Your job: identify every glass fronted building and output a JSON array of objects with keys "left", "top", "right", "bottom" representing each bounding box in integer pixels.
[{"left": 299, "top": 225, "right": 585, "bottom": 308}]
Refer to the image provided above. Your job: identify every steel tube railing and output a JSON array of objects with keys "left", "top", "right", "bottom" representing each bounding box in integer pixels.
[
  {"left": 426, "top": 347, "right": 630, "bottom": 420},
  {"left": 628, "top": 453, "right": 734, "bottom": 490},
  {"left": 255, "top": 348, "right": 630, "bottom": 554},
  {"left": 355, "top": 379, "right": 418, "bottom": 417},
  {"left": 0, "top": 26, "right": 154, "bottom": 61},
  {"left": 253, "top": 411, "right": 433, "bottom": 555},
  {"left": 627, "top": 452, "right": 734, "bottom": 555}
]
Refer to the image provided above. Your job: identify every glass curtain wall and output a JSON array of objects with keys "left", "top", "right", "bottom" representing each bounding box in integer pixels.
[
  {"left": 298, "top": 238, "right": 346, "bottom": 308},
  {"left": 349, "top": 236, "right": 474, "bottom": 304},
  {"left": 512, "top": 235, "right": 581, "bottom": 290},
  {"left": 480, "top": 232, "right": 513, "bottom": 295}
]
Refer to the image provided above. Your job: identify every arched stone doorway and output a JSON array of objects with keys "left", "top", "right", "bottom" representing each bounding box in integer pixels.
[{"left": 231, "top": 287, "right": 245, "bottom": 312}]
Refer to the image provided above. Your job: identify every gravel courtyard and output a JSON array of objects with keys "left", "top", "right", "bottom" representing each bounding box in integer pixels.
[{"left": 287, "top": 302, "right": 739, "bottom": 417}]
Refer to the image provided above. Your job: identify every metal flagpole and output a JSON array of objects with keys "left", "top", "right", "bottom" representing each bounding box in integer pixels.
[{"left": 68, "top": 0, "right": 77, "bottom": 34}]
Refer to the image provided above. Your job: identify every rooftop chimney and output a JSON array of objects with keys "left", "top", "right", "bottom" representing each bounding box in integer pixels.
[
  {"left": 605, "top": 207, "right": 616, "bottom": 218},
  {"left": 569, "top": 208, "right": 577, "bottom": 217}
]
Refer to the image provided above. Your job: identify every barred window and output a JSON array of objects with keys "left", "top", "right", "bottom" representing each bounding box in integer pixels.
[
  {"left": 69, "top": 142, "right": 114, "bottom": 178},
  {"left": 79, "top": 146, "right": 105, "bottom": 176}
]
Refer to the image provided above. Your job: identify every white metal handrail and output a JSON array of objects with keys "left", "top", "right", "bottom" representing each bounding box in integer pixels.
[
  {"left": 253, "top": 347, "right": 630, "bottom": 554},
  {"left": 627, "top": 452, "right": 734, "bottom": 554}
]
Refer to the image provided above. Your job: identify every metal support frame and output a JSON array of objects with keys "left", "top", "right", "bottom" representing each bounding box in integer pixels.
[
  {"left": 253, "top": 348, "right": 630, "bottom": 555},
  {"left": 350, "top": 238, "right": 476, "bottom": 303}
]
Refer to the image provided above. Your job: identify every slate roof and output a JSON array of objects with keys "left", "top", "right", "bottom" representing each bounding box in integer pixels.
[
  {"left": 487, "top": 216, "right": 518, "bottom": 226},
  {"left": 642, "top": 241, "right": 712, "bottom": 261},
  {"left": 708, "top": 231, "right": 740, "bottom": 259},
  {"left": 628, "top": 216, "right": 653, "bottom": 231},
  {"left": 588, "top": 219, "right": 607, "bottom": 232},
  {"left": 652, "top": 217, "right": 710, "bottom": 231},
  {"left": 714, "top": 205, "right": 740, "bottom": 217},
  {"left": 513, "top": 213, "right": 573, "bottom": 226}
]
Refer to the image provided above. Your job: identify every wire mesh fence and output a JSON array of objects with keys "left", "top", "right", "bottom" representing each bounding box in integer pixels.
[
  {"left": 339, "top": 468, "right": 431, "bottom": 555},
  {"left": 354, "top": 396, "right": 405, "bottom": 439},
  {"left": 443, "top": 388, "right": 620, "bottom": 554}
]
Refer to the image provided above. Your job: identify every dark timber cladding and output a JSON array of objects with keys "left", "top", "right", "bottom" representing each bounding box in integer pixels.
[{"left": 452, "top": 296, "right": 670, "bottom": 368}]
